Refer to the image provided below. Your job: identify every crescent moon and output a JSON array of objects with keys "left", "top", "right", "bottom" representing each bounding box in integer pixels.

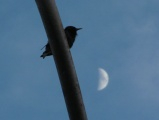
[{"left": 97, "top": 68, "right": 109, "bottom": 91}]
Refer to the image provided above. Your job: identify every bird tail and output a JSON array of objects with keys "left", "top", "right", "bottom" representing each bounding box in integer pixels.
[
  {"left": 40, "top": 54, "right": 45, "bottom": 59},
  {"left": 40, "top": 51, "right": 52, "bottom": 59}
]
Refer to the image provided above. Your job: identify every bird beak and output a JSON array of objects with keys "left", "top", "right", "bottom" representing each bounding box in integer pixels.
[{"left": 76, "top": 28, "right": 82, "bottom": 31}]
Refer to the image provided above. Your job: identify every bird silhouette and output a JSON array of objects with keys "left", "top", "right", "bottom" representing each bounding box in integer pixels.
[{"left": 40, "top": 26, "right": 82, "bottom": 59}]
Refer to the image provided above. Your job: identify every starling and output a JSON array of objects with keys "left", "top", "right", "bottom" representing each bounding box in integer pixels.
[{"left": 40, "top": 26, "right": 82, "bottom": 59}]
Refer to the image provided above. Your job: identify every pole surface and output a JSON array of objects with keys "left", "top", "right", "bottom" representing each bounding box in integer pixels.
[{"left": 35, "top": 0, "right": 88, "bottom": 120}]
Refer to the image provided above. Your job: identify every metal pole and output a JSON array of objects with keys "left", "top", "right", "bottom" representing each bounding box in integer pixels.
[{"left": 35, "top": 0, "right": 88, "bottom": 120}]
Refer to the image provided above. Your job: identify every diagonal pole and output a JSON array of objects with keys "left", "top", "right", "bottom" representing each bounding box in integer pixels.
[{"left": 35, "top": 0, "right": 88, "bottom": 120}]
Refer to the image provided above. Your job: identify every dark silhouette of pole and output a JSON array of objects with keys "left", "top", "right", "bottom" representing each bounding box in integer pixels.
[{"left": 35, "top": 0, "right": 88, "bottom": 120}]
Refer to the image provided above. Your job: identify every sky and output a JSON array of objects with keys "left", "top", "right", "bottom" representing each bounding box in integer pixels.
[{"left": 1, "top": 0, "right": 159, "bottom": 120}]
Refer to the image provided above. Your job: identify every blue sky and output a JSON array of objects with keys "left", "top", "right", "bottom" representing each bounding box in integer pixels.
[{"left": 1, "top": 0, "right": 159, "bottom": 120}]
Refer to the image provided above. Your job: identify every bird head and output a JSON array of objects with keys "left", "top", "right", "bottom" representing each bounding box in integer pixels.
[
  {"left": 65, "top": 26, "right": 82, "bottom": 32},
  {"left": 65, "top": 26, "right": 82, "bottom": 37}
]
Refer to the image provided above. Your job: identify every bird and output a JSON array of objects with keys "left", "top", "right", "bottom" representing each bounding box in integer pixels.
[{"left": 40, "top": 26, "right": 82, "bottom": 59}]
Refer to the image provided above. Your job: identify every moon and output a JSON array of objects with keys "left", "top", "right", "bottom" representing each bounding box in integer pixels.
[{"left": 97, "top": 68, "right": 109, "bottom": 91}]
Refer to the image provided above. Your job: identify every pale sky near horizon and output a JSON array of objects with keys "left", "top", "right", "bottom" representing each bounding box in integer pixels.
[{"left": 1, "top": 0, "right": 159, "bottom": 120}]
